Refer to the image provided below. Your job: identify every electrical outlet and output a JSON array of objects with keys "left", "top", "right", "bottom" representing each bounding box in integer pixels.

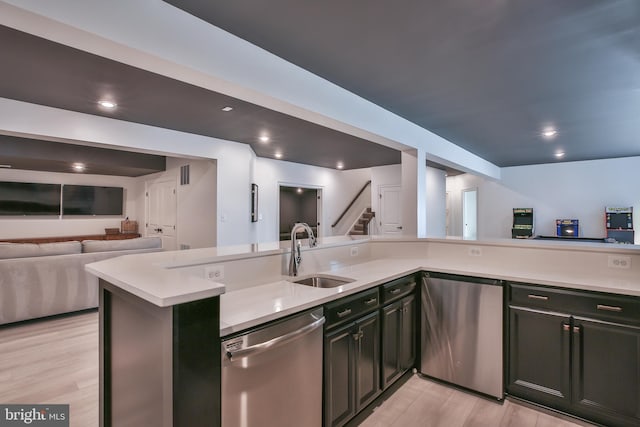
[
  {"left": 205, "top": 265, "right": 225, "bottom": 281},
  {"left": 608, "top": 255, "right": 631, "bottom": 269},
  {"left": 350, "top": 246, "right": 359, "bottom": 257},
  {"left": 468, "top": 247, "right": 483, "bottom": 257}
]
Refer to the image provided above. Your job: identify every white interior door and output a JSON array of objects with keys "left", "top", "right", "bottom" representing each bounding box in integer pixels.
[
  {"left": 379, "top": 185, "right": 402, "bottom": 235},
  {"left": 445, "top": 191, "right": 451, "bottom": 236},
  {"left": 462, "top": 188, "right": 478, "bottom": 240},
  {"left": 146, "top": 179, "right": 177, "bottom": 250}
]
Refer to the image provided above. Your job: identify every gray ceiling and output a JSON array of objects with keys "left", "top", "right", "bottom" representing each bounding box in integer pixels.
[
  {"left": 0, "top": 135, "right": 166, "bottom": 177},
  {"left": 0, "top": 25, "right": 400, "bottom": 174},
  {"left": 164, "top": 0, "right": 640, "bottom": 167},
  {"left": 2, "top": 1, "right": 639, "bottom": 177}
]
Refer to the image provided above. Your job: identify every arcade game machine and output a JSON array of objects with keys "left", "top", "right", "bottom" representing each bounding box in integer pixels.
[
  {"left": 605, "top": 207, "right": 634, "bottom": 244},
  {"left": 556, "top": 219, "right": 579, "bottom": 237},
  {"left": 512, "top": 208, "right": 534, "bottom": 238}
]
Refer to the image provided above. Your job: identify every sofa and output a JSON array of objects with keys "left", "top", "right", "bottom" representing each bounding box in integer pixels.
[{"left": 0, "top": 237, "right": 163, "bottom": 325}]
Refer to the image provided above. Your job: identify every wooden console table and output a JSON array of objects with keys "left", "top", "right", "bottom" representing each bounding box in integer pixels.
[{"left": 1, "top": 233, "right": 142, "bottom": 244}]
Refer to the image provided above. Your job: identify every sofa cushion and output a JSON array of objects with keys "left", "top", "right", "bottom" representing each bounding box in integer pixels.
[
  {"left": 81, "top": 237, "right": 162, "bottom": 253},
  {"left": 0, "top": 241, "right": 82, "bottom": 259}
]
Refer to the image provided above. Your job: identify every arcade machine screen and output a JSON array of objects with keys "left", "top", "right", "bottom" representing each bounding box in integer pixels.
[{"left": 556, "top": 219, "right": 579, "bottom": 237}]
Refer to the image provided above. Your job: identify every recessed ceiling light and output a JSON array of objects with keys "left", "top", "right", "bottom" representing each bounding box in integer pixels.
[
  {"left": 274, "top": 152, "right": 283, "bottom": 159},
  {"left": 554, "top": 151, "right": 565, "bottom": 159},
  {"left": 0, "top": 164, "right": 11, "bottom": 168},
  {"left": 336, "top": 162, "right": 344, "bottom": 169},
  {"left": 259, "top": 135, "right": 270, "bottom": 143},
  {"left": 221, "top": 106, "right": 234, "bottom": 112},
  {"left": 98, "top": 100, "right": 117, "bottom": 109},
  {"left": 297, "top": 188, "right": 303, "bottom": 194},
  {"left": 541, "top": 127, "right": 558, "bottom": 139},
  {"left": 72, "top": 162, "right": 86, "bottom": 172}
]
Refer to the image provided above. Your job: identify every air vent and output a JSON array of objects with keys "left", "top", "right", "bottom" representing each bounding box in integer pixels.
[
  {"left": 180, "top": 244, "right": 190, "bottom": 250},
  {"left": 180, "top": 164, "right": 190, "bottom": 186}
]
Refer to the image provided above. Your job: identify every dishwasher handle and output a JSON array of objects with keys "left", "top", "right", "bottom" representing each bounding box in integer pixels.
[{"left": 226, "top": 315, "right": 326, "bottom": 361}]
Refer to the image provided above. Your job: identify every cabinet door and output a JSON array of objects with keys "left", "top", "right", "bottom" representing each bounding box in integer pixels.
[
  {"left": 324, "top": 323, "right": 355, "bottom": 427},
  {"left": 572, "top": 318, "right": 640, "bottom": 427},
  {"left": 381, "top": 300, "right": 402, "bottom": 389},
  {"left": 507, "top": 307, "right": 571, "bottom": 411},
  {"left": 355, "top": 311, "right": 381, "bottom": 411},
  {"left": 400, "top": 294, "right": 416, "bottom": 371}
]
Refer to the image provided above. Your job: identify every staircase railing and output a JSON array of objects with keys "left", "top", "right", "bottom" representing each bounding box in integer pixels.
[{"left": 331, "top": 180, "right": 371, "bottom": 228}]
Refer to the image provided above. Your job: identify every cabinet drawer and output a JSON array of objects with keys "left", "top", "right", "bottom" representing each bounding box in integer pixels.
[
  {"left": 509, "top": 282, "right": 640, "bottom": 325},
  {"left": 571, "top": 292, "right": 640, "bottom": 325},
  {"left": 382, "top": 275, "right": 416, "bottom": 303},
  {"left": 509, "top": 283, "right": 575, "bottom": 312},
  {"left": 325, "top": 288, "right": 379, "bottom": 328}
]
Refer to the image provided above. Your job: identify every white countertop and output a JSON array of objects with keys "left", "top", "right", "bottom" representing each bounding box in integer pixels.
[
  {"left": 86, "top": 237, "right": 640, "bottom": 335},
  {"left": 85, "top": 251, "right": 226, "bottom": 307},
  {"left": 85, "top": 235, "right": 369, "bottom": 307},
  {"left": 220, "top": 259, "right": 424, "bottom": 336},
  {"left": 220, "top": 257, "right": 640, "bottom": 336}
]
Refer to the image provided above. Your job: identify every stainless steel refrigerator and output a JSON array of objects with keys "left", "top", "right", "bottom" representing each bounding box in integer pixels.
[{"left": 420, "top": 272, "right": 504, "bottom": 399}]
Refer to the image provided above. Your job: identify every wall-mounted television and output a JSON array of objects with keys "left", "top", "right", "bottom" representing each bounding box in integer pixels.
[
  {"left": 62, "top": 185, "right": 124, "bottom": 216},
  {"left": 0, "top": 181, "right": 62, "bottom": 216}
]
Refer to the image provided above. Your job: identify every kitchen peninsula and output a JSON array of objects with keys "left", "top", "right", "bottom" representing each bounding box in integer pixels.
[{"left": 87, "top": 236, "right": 640, "bottom": 427}]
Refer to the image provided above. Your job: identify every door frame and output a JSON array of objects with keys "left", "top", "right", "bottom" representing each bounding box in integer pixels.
[
  {"left": 461, "top": 187, "right": 478, "bottom": 240},
  {"left": 277, "top": 182, "right": 324, "bottom": 240}
]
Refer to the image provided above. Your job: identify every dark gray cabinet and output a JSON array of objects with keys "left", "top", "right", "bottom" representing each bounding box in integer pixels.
[
  {"left": 324, "top": 289, "right": 380, "bottom": 427},
  {"left": 508, "top": 307, "right": 571, "bottom": 409},
  {"left": 571, "top": 317, "right": 640, "bottom": 426},
  {"left": 354, "top": 311, "right": 381, "bottom": 410},
  {"left": 507, "top": 282, "right": 640, "bottom": 427},
  {"left": 324, "top": 322, "right": 355, "bottom": 427},
  {"left": 382, "top": 294, "right": 416, "bottom": 389}
]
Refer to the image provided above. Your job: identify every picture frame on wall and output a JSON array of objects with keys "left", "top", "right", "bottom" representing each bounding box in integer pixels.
[{"left": 251, "top": 183, "right": 258, "bottom": 222}]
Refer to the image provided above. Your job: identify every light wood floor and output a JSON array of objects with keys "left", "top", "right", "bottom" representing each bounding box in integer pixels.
[
  {"left": 0, "top": 312, "right": 99, "bottom": 427},
  {"left": 0, "top": 311, "right": 594, "bottom": 427},
  {"left": 360, "top": 375, "right": 593, "bottom": 427}
]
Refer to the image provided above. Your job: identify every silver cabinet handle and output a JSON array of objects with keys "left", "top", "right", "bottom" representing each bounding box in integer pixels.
[
  {"left": 597, "top": 304, "right": 622, "bottom": 312},
  {"left": 527, "top": 294, "right": 549, "bottom": 301},
  {"left": 226, "top": 316, "right": 325, "bottom": 361},
  {"left": 337, "top": 308, "right": 352, "bottom": 318},
  {"left": 364, "top": 298, "right": 377, "bottom": 306},
  {"left": 389, "top": 288, "right": 401, "bottom": 295}
]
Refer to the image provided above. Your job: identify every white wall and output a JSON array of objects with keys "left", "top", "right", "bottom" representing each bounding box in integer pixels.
[
  {"left": 254, "top": 158, "right": 371, "bottom": 243},
  {"left": 0, "top": 98, "right": 259, "bottom": 247},
  {"left": 425, "top": 166, "right": 446, "bottom": 238},
  {"left": 0, "top": 168, "right": 140, "bottom": 239},
  {"left": 139, "top": 157, "right": 217, "bottom": 249},
  {"left": 447, "top": 157, "right": 640, "bottom": 243}
]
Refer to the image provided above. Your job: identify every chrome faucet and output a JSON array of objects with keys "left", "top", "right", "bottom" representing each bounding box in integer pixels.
[{"left": 288, "top": 222, "right": 317, "bottom": 276}]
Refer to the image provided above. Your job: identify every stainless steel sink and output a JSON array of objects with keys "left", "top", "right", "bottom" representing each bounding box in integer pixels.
[{"left": 291, "top": 275, "right": 354, "bottom": 288}]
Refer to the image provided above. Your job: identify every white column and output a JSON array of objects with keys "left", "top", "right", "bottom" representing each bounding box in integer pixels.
[
  {"left": 401, "top": 149, "right": 427, "bottom": 237},
  {"left": 425, "top": 166, "right": 447, "bottom": 237}
]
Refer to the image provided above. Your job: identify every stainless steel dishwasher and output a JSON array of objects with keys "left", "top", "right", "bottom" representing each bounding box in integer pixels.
[
  {"left": 420, "top": 272, "right": 504, "bottom": 399},
  {"left": 221, "top": 307, "right": 325, "bottom": 427}
]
